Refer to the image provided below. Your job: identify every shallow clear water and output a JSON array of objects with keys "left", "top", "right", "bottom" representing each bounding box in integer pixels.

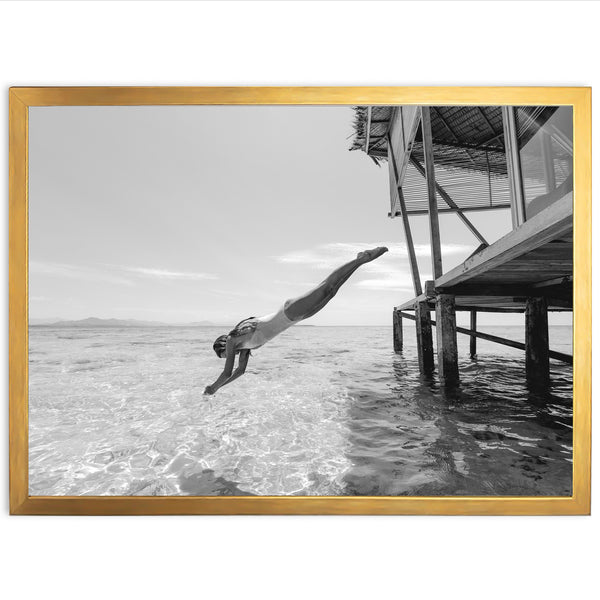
[{"left": 29, "top": 325, "right": 572, "bottom": 496}]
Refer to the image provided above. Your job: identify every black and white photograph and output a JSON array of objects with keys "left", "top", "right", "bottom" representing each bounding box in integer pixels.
[
  {"left": 28, "top": 102, "right": 573, "bottom": 497},
  {"left": 4, "top": 1, "right": 598, "bottom": 599}
]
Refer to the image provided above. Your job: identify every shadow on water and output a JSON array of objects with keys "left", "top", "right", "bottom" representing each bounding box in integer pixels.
[
  {"left": 341, "top": 353, "right": 573, "bottom": 497},
  {"left": 178, "top": 469, "right": 254, "bottom": 496}
]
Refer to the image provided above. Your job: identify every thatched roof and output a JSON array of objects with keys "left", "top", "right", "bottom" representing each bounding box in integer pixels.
[
  {"left": 349, "top": 105, "right": 570, "bottom": 215},
  {"left": 349, "top": 106, "right": 395, "bottom": 165},
  {"left": 349, "top": 105, "right": 560, "bottom": 172}
]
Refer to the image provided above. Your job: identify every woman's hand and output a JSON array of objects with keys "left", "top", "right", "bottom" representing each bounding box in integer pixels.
[{"left": 203, "top": 385, "right": 215, "bottom": 395}]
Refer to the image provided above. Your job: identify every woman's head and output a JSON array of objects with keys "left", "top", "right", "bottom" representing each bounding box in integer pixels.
[{"left": 213, "top": 334, "right": 228, "bottom": 358}]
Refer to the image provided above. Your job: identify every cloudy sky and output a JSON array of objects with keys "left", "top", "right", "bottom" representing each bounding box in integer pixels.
[{"left": 29, "top": 105, "right": 565, "bottom": 326}]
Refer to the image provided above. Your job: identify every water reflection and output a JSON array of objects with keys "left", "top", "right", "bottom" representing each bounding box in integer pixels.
[{"left": 343, "top": 354, "right": 572, "bottom": 496}]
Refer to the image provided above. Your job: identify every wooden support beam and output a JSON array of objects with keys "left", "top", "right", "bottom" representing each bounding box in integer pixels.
[
  {"left": 455, "top": 306, "right": 526, "bottom": 314},
  {"left": 421, "top": 106, "right": 443, "bottom": 279},
  {"left": 437, "top": 282, "right": 572, "bottom": 300},
  {"left": 424, "top": 280, "right": 436, "bottom": 298},
  {"left": 398, "top": 189, "right": 423, "bottom": 297},
  {"left": 502, "top": 106, "right": 527, "bottom": 228},
  {"left": 410, "top": 156, "right": 489, "bottom": 246},
  {"left": 435, "top": 294, "right": 459, "bottom": 385},
  {"left": 393, "top": 310, "right": 403, "bottom": 353},
  {"left": 397, "top": 297, "right": 528, "bottom": 313},
  {"left": 415, "top": 301, "right": 434, "bottom": 373},
  {"left": 469, "top": 311, "right": 477, "bottom": 358},
  {"left": 454, "top": 297, "right": 571, "bottom": 310},
  {"left": 396, "top": 294, "right": 427, "bottom": 311},
  {"left": 388, "top": 136, "right": 423, "bottom": 296},
  {"left": 390, "top": 204, "right": 511, "bottom": 217},
  {"left": 434, "top": 194, "right": 572, "bottom": 288},
  {"left": 526, "top": 297, "right": 550, "bottom": 384},
  {"left": 398, "top": 310, "right": 572, "bottom": 364},
  {"left": 466, "top": 242, "right": 489, "bottom": 260},
  {"left": 530, "top": 275, "right": 572, "bottom": 289}
]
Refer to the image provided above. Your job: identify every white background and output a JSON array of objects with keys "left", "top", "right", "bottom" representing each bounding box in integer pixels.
[{"left": 1, "top": 2, "right": 597, "bottom": 599}]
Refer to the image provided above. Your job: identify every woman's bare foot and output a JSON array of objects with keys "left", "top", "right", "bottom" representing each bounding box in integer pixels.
[{"left": 357, "top": 246, "right": 389, "bottom": 263}]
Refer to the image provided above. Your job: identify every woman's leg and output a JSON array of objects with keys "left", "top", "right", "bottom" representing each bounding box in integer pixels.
[{"left": 284, "top": 246, "right": 388, "bottom": 321}]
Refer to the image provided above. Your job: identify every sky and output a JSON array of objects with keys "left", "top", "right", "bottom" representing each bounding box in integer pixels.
[{"left": 29, "top": 105, "right": 569, "bottom": 327}]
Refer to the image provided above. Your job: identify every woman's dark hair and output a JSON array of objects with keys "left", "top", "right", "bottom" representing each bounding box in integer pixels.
[
  {"left": 212, "top": 334, "right": 228, "bottom": 358},
  {"left": 212, "top": 317, "right": 257, "bottom": 358}
]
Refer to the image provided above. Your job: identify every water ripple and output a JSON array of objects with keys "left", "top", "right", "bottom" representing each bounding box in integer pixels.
[{"left": 28, "top": 325, "right": 572, "bottom": 496}]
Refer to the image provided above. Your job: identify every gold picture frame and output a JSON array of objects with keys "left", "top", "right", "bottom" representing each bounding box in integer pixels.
[{"left": 9, "top": 86, "right": 591, "bottom": 515}]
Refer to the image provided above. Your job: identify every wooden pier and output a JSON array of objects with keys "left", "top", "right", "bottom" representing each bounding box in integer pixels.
[{"left": 352, "top": 104, "right": 573, "bottom": 386}]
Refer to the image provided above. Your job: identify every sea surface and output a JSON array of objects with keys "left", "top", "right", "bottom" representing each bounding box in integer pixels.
[{"left": 29, "top": 325, "right": 573, "bottom": 496}]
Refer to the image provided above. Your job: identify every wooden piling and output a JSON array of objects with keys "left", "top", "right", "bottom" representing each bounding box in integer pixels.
[
  {"left": 415, "top": 301, "right": 434, "bottom": 373},
  {"left": 398, "top": 309, "right": 572, "bottom": 364},
  {"left": 469, "top": 310, "right": 477, "bottom": 358},
  {"left": 393, "top": 310, "right": 403, "bottom": 353},
  {"left": 435, "top": 294, "right": 459, "bottom": 385},
  {"left": 525, "top": 296, "right": 550, "bottom": 384}
]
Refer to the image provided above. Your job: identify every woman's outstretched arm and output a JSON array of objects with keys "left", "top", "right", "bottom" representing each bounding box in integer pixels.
[
  {"left": 204, "top": 336, "right": 236, "bottom": 394},
  {"left": 219, "top": 350, "right": 251, "bottom": 389},
  {"left": 204, "top": 340, "right": 250, "bottom": 395}
]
